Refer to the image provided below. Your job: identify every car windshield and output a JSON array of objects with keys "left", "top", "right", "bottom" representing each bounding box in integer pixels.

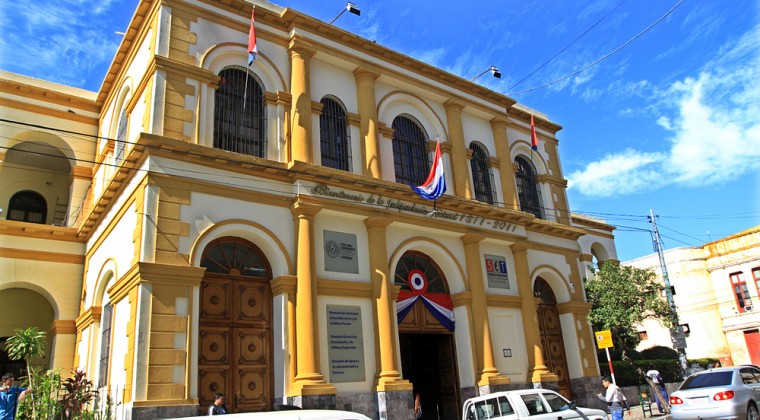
[{"left": 681, "top": 371, "right": 733, "bottom": 389}]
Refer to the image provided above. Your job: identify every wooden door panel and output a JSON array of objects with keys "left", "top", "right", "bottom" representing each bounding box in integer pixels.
[
  {"left": 199, "top": 327, "right": 231, "bottom": 365},
  {"left": 198, "top": 368, "right": 230, "bottom": 407},
  {"left": 201, "top": 279, "right": 232, "bottom": 322},
  {"left": 200, "top": 273, "right": 272, "bottom": 413},
  {"left": 235, "top": 366, "right": 270, "bottom": 412},
  {"left": 235, "top": 281, "right": 270, "bottom": 326},
  {"left": 438, "top": 336, "right": 460, "bottom": 420},
  {"left": 235, "top": 329, "right": 269, "bottom": 366},
  {"left": 537, "top": 304, "right": 572, "bottom": 399}
]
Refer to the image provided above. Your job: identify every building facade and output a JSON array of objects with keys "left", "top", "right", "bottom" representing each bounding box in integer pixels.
[
  {"left": 627, "top": 226, "right": 760, "bottom": 367},
  {"left": 0, "top": 0, "right": 617, "bottom": 418}
]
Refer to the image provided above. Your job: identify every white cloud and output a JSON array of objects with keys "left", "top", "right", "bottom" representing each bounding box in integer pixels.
[
  {"left": 569, "top": 24, "right": 760, "bottom": 197},
  {"left": 567, "top": 149, "right": 665, "bottom": 197}
]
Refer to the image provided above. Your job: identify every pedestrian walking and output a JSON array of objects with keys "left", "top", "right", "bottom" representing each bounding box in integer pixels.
[{"left": 598, "top": 376, "right": 631, "bottom": 420}]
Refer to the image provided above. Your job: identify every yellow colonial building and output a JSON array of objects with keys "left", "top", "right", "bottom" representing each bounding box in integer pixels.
[
  {"left": 629, "top": 226, "right": 760, "bottom": 367},
  {"left": 0, "top": 0, "right": 617, "bottom": 418}
]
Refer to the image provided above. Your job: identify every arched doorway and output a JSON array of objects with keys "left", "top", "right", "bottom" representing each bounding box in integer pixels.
[
  {"left": 534, "top": 278, "right": 572, "bottom": 398},
  {"left": 198, "top": 237, "right": 273, "bottom": 413},
  {"left": 395, "top": 251, "right": 460, "bottom": 419}
]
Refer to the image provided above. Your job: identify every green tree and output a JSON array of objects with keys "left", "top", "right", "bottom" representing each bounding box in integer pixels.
[
  {"left": 5, "top": 327, "right": 47, "bottom": 418},
  {"left": 585, "top": 261, "right": 673, "bottom": 349}
]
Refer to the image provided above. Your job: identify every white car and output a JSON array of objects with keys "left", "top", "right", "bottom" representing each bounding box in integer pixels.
[
  {"left": 167, "top": 409, "right": 371, "bottom": 419},
  {"left": 669, "top": 365, "right": 760, "bottom": 420},
  {"left": 462, "top": 389, "right": 607, "bottom": 420}
]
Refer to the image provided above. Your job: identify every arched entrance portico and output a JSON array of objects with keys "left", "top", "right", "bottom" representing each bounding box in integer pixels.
[
  {"left": 198, "top": 237, "right": 273, "bottom": 413},
  {"left": 395, "top": 251, "right": 461, "bottom": 420},
  {"left": 534, "top": 278, "right": 572, "bottom": 398}
]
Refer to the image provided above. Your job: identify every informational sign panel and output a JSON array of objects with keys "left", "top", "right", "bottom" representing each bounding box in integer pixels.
[
  {"left": 595, "top": 329, "right": 613, "bottom": 349},
  {"left": 485, "top": 254, "right": 510, "bottom": 289},
  {"left": 323, "top": 230, "right": 359, "bottom": 274},
  {"left": 326, "top": 305, "right": 365, "bottom": 383}
]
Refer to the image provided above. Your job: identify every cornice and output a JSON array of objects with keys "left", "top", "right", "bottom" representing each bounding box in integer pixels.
[
  {"left": 0, "top": 220, "right": 84, "bottom": 243},
  {"left": 0, "top": 77, "right": 99, "bottom": 113}
]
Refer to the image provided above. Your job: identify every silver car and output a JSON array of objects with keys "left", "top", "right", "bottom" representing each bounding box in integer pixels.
[{"left": 669, "top": 365, "right": 760, "bottom": 420}]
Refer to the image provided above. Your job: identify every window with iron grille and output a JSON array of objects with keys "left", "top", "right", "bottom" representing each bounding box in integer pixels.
[
  {"left": 98, "top": 303, "right": 113, "bottom": 388},
  {"left": 514, "top": 156, "right": 543, "bottom": 219},
  {"left": 469, "top": 142, "right": 496, "bottom": 205},
  {"left": 7, "top": 190, "right": 47, "bottom": 224},
  {"left": 392, "top": 115, "right": 429, "bottom": 186},
  {"left": 319, "top": 96, "right": 351, "bottom": 171},
  {"left": 115, "top": 108, "right": 128, "bottom": 164},
  {"left": 730, "top": 272, "right": 753, "bottom": 312},
  {"left": 213, "top": 67, "right": 267, "bottom": 157}
]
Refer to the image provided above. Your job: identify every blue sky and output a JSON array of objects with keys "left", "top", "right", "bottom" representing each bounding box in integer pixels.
[{"left": 1, "top": 0, "right": 758, "bottom": 261}]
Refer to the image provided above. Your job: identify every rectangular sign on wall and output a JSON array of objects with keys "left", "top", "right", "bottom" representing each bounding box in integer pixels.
[
  {"left": 323, "top": 230, "right": 359, "bottom": 274},
  {"left": 485, "top": 254, "right": 510, "bottom": 289},
  {"left": 326, "top": 305, "right": 365, "bottom": 383}
]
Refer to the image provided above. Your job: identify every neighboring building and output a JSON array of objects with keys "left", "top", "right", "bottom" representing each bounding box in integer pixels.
[
  {"left": 627, "top": 226, "right": 760, "bottom": 367},
  {"left": 0, "top": 0, "right": 618, "bottom": 418}
]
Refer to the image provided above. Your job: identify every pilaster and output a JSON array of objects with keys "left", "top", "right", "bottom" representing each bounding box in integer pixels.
[
  {"left": 461, "top": 233, "right": 509, "bottom": 387},
  {"left": 445, "top": 101, "right": 471, "bottom": 199},
  {"left": 354, "top": 67, "right": 382, "bottom": 178},
  {"left": 290, "top": 201, "right": 335, "bottom": 398},
  {"left": 510, "top": 243, "right": 555, "bottom": 383},
  {"left": 289, "top": 38, "right": 316, "bottom": 164},
  {"left": 364, "top": 216, "right": 412, "bottom": 393},
  {"left": 491, "top": 118, "right": 518, "bottom": 210}
]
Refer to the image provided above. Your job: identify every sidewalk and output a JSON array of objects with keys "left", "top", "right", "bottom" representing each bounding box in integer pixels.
[{"left": 621, "top": 404, "right": 671, "bottom": 420}]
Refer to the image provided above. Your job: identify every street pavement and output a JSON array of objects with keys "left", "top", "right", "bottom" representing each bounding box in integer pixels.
[{"left": 622, "top": 404, "right": 671, "bottom": 420}]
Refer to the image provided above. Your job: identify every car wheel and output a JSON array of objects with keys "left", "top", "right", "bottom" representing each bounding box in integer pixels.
[{"left": 748, "top": 403, "right": 760, "bottom": 420}]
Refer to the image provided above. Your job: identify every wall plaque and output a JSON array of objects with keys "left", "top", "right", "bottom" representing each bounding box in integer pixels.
[
  {"left": 326, "top": 305, "right": 365, "bottom": 383},
  {"left": 485, "top": 254, "right": 510, "bottom": 289},
  {"left": 324, "top": 230, "right": 359, "bottom": 274}
]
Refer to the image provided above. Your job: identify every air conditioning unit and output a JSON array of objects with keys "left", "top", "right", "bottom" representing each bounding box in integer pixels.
[{"left": 745, "top": 306, "right": 753, "bottom": 311}]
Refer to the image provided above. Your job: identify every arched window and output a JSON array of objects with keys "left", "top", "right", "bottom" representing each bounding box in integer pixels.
[
  {"left": 7, "top": 191, "right": 47, "bottom": 224},
  {"left": 213, "top": 67, "right": 267, "bottom": 157},
  {"left": 98, "top": 303, "right": 113, "bottom": 388},
  {"left": 319, "top": 96, "right": 351, "bottom": 171},
  {"left": 200, "top": 237, "right": 271, "bottom": 277},
  {"left": 514, "top": 156, "right": 543, "bottom": 219},
  {"left": 114, "top": 108, "right": 128, "bottom": 164},
  {"left": 469, "top": 142, "right": 496, "bottom": 205},
  {"left": 392, "top": 115, "right": 429, "bottom": 186}
]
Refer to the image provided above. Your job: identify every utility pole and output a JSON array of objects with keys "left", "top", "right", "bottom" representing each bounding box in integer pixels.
[{"left": 649, "top": 209, "right": 689, "bottom": 373}]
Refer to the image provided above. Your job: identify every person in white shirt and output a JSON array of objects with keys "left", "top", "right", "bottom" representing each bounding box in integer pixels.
[
  {"left": 645, "top": 366, "right": 668, "bottom": 414},
  {"left": 597, "top": 376, "right": 630, "bottom": 420}
]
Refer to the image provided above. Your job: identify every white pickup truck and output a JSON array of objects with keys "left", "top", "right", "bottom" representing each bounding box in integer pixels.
[{"left": 462, "top": 389, "right": 608, "bottom": 420}]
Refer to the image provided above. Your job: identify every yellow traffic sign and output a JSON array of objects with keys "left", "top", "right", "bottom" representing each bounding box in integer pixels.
[{"left": 595, "top": 330, "right": 613, "bottom": 349}]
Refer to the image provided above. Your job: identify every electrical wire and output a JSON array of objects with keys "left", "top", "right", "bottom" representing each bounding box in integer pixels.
[
  {"left": 508, "top": 0, "right": 627, "bottom": 91},
  {"left": 507, "top": 0, "right": 687, "bottom": 96}
]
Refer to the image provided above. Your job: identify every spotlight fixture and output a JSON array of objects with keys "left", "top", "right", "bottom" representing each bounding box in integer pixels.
[
  {"left": 471, "top": 65, "right": 502, "bottom": 81},
  {"left": 330, "top": 2, "right": 361, "bottom": 24}
]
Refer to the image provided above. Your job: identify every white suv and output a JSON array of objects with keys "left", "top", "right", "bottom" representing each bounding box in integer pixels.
[{"left": 462, "top": 389, "right": 607, "bottom": 420}]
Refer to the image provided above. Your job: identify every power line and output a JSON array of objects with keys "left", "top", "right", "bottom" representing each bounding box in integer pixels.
[
  {"left": 508, "top": 0, "right": 687, "bottom": 96},
  {"left": 508, "top": 0, "right": 627, "bottom": 91}
]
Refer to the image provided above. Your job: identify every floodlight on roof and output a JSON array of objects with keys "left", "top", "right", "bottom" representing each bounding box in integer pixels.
[
  {"left": 471, "top": 65, "right": 502, "bottom": 81},
  {"left": 330, "top": 2, "right": 361, "bottom": 24}
]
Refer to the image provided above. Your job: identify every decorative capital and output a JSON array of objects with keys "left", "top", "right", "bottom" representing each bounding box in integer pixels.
[
  {"left": 364, "top": 215, "right": 392, "bottom": 230},
  {"left": 291, "top": 200, "right": 321, "bottom": 218},
  {"left": 460, "top": 232, "right": 485, "bottom": 245},
  {"left": 353, "top": 67, "right": 380, "bottom": 81},
  {"left": 490, "top": 117, "right": 509, "bottom": 130}
]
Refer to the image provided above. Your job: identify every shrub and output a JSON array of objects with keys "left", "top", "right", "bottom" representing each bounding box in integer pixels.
[{"left": 640, "top": 346, "right": 679, "bottom": 360}]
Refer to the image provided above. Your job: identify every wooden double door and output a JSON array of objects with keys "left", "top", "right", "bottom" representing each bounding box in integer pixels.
[
  {"left": 199, "top": 274, "right": 272, "bottom": 413},
  {"left": 534, "top": 278, "right": 572, "bottom": 399}
]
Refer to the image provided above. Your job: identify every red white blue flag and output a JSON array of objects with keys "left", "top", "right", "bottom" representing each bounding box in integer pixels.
[
  {"left": 396, "top": 269, "right": 454, "bottom": 331},
  {"left": 530, "top": 115, "right": 539, "bottom": 151},
  {"left": 248, "top": 8, "right": 258, "bottom": 66},
  {"left": 412, "top": 139, "right": 446, "bottom": 200}
]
